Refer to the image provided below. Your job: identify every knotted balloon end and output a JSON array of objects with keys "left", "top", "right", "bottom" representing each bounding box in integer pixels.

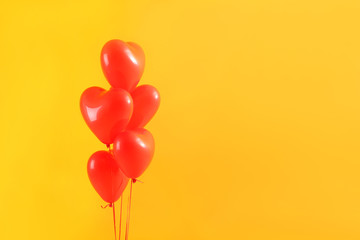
[
  {"left": 101, "top": 203, "right": 113, "bottom": 208},
  {"left": 132, "top": 178, "right": 143, "bottom": 184}
]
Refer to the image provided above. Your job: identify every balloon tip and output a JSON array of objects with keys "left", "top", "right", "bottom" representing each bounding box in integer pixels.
[
  {"left": 132, "top": 178, "right": 143, "bottom": 183},
  {"left": 101, "top": 203, "right": 113, "bottom": 208}
]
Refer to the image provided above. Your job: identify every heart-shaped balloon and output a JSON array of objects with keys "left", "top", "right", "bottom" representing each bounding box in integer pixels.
[
  {"left": 126, "top": 85, "right": 160, "bottom": 130},
  {"left": 80, "top": 87, "right": 133, "bottom": 144},
  {"left": 113, "top": 128, "right": 155, "bottom": 179},
  {"left": 87, "top": 151, "right": 129, "bottom": 203},
  {"left": 101, "top": 39, "right": 145, "bottom": 92}
]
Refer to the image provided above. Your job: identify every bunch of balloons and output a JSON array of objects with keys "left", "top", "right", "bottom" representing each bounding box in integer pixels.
[{"left": 80, "top": 39, "right": 160, "bottom": 239}]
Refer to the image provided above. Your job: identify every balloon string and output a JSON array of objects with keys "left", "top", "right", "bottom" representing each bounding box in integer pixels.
[
  {"left": 125, "top": 180, "right": 133, "bottom": 240},
  {"left": 119, "top": 195, "right": 123, "bottom": 240},
  {"left": 113, "top": 203, "right": 117, "bottom": 240}
]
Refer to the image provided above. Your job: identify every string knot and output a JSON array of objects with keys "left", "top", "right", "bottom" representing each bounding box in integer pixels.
[
  {"left": 101, "top": 203, "right": 113, "bottom": 208},
  {"left": 132, "top": 178, "right": 143, "bottom": 183}
]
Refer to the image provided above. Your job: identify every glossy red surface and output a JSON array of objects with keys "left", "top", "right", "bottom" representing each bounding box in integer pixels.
[
  {"left": 127, "top": 85, "right": 160, "bottom": 129},
  {"left": 101, "top": 39, "right": 145, "bottom": 92},
  {"left": 80, "top": 87, "right": 133, "bottom": 144},
  {"left": 87, "top": 151, "right": 129, "bottom": 203},
  {"left": 113, "top": 128, "right": 154, "bottom": 179}
]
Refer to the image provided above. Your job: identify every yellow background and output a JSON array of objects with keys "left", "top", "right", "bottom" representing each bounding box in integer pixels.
[{"left": 1, "top": 0, "right": 360, "bottom": 239}]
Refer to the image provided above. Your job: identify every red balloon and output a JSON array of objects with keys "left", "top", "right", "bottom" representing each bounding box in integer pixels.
[
  {"left": 80, "top": 87, "right": 133, "bottom": 144},
  {"left": 87, "top": 151, "right": 129, "bottom": 203},
  {"left": 101, "top": 39, "right": 145, "bottom": 92},
  {"left": 113, "top": 129, "right": 155, "bottom": 179},
  {"left": 127, "top": 85, "right": 160, "bottom": 129}
]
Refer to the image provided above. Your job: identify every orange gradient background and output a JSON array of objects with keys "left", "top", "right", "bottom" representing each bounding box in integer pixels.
[{"left": 0, "top": 0, "right": 360, "bottom": 239}]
